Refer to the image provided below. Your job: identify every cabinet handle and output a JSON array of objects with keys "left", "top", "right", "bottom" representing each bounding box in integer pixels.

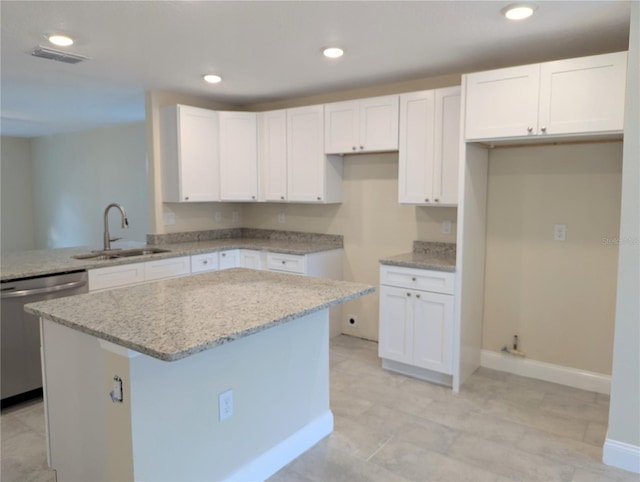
[
  {"left": 221, "top": 253, "right": 226, "bottom": 257},
  {"left": 184, "top": 196, "right": 190, "bottom": 201},
  {"left": 406, "top": 292, "right": 411, "bottom": 297},
  {"left": 434, "top": 198, "right": 440, "bottom": 202},
  {"left": 352, "top": 146, "right": 357, "bottom": 151},
  {"left": 527, "top": 126, "right": 533, "bottom": 133},
  {"left": 416, "top": 294, "right": 421, "bottom": 299},
  {"left": 203, "top": 260, "right": 208, "bottom": 265},
  {"left": 425, "top": 198, "right": 430, "bottom": 202},
  {"left": 411, "top": 277, "right": 416, "bottom": 281},
  {"left": 280, "top": 196, "right": 285, "bottom": 200},
  {"left": 541, "top": 126, "right": 547, "bottom": 132},
  {"left": 317, "top": 197, "right": 321, "bottom": 201},
  {"left": 251, "top": 196, "right": 256, "bottom": 200},
  {"left": 281, "top": 260, "right": 286, "bottom": 265},
  {"left": 359, "top": 146, "right": 364, "bottom": 150}
]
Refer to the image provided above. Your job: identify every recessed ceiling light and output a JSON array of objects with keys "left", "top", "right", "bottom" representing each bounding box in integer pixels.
[
  {"left": 203, "top": 74, "right": 222, "bottom": 84},
  {"left": 323, "top": 47, "right": 344, "bottom": 59},
  {"left": 502, "top": 4, "right": 535, "bottom": 20},
  {"left": 47, "top": 34, "right": 74, "bottom": 47}
]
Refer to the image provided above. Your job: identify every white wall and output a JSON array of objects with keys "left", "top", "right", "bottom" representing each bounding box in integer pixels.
[
  {"left": 30, "top": 122, "right": 148, "bottom": 249},
  {"left": 605, "top": 2, "right": 640, "bottom": 472},
  {"left": 0, "top": 137, "right": 36, "bottom": 252}
]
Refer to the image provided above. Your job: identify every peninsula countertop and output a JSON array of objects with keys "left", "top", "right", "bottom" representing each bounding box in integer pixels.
[
  {"left": 0, "top": 229, "right": 343, "bottom": 281},
  {"left": 379, "top": 241, "right": 457, "bottom": 272},
  {"left": 25, "top": 268, "right": 374, "bottom": 362}
]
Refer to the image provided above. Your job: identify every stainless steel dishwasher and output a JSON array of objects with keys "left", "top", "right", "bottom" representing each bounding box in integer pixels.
[{"left": 1, "top": 270, "right": 88, "bottom": 406}]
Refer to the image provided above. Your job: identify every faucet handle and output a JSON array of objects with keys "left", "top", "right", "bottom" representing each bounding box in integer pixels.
[{"left": 109, "top": 236, "right": 122, "bottom": 243}]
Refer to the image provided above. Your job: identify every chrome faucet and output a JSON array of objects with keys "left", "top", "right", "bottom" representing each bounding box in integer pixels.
[{"left": 103, "top": 203, "right": 129, "bottom": 251}]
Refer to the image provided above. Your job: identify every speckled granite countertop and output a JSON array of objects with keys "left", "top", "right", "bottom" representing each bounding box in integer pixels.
[
  {"left": 379, "top": 241, "right": 456, "bottom": 272},
  {"left": 25, "top": 268, "right": 373, "bottom": 362},
  {"left": 1, "top": 229, "right": 342, "bottom": 281}
]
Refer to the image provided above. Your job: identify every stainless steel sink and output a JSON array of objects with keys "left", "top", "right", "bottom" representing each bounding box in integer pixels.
[{"left": 72, "top": 248, "right": 171, "bottom": 260}]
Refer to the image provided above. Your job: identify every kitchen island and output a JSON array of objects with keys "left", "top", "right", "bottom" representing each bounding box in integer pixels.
[{"left": 25, "top": 268, "right": 373, "bottom": 482}]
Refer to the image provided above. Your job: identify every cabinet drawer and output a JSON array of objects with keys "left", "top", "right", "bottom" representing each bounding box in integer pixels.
[
  {"left": 266, "top": 252, "right": 306, "bottom": 274},
  {"left": 191, "top": 253, "right": 218, "bottom": 273},
  {"left": 89, "top": 262, "right": 145, "bottom": 291},
  {"left": 145, "top": 256, "right": 190, "bottom": 281},
  {"left": 380, "top": 264, "right": 454, "bottom": 294}
]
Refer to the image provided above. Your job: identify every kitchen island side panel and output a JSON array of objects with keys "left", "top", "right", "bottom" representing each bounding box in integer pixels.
[{"left": 115, "top": 310, "right": 331, "bottom": 481}]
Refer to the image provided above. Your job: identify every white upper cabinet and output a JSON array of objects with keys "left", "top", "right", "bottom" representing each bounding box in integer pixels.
[
  {"left": 287, "top": 105, "right": 343, "bottom": 203},
  {"left": 219, "top": 111, "right": 258, "bottom": 201},
  {"left": 464, "top": 51, "right": 628, "bottom": 141},
  {"left": 160, "top": 105, "right": 220, "bottom": 203},
  {"left": 324, "top": 95, "right": 399, "bottom": 154},
  {"left": 398, "top": 86, "right": 461, "bottom": 206},
  {"left": 259, "top": 110, "right": 288, "bottom": 202}
]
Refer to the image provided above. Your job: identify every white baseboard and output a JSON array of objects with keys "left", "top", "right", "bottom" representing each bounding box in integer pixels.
[
  {"left": 603, "top": 438, "right": 640, "bottom": 474},
  {"left": 224, "top": 410, "right": 333, "bottom": 482},
  {"left": 480, "top": 350, "right": 611, "bottom": 395}
]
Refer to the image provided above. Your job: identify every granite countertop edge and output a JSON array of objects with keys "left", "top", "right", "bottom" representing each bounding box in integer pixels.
[{"left": 379, "top": 252, "right": 456, "bottom": 272}]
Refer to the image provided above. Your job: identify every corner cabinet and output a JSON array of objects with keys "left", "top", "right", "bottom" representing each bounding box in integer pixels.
[
  {"left": 219, "top": 111, "right": 258, "bottom": 202},
  {"left": 160, "top": 105, "right": 220, "bottom": 202},
  {"left": 464, "top": 51, "right": 628, "bottom": 141},
  {"left": 398, "top": 86, "right": 461, "bottom": 206},
  {"left": 287, "top": 105, "right": 343, "bottom": 203},
  {"left": 378, "top": 264, "right": 455, "bottom": 383},
  {"left": 324, "top": 95, "right": 399, "bottom": 154}
]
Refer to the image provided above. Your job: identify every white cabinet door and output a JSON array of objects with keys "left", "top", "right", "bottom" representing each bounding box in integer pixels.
[
  {"left": 464, "top": 64, "right": 540, "bottom": 141},
  {"left": 240, "top": 250, "right": 264, "bottom": 270},
  {"left": 324, "top": 96, "right": 399, "bottom": 154},
  {"left": 378, "top": 285, "right": 413, "bottom": 365},
  {"left": 433, "top": 86, "right": 461, "bottom": 205},
  {"left": 287, "top": 105, "right": 342, "bottom": 203},
  {"left": 219, "top": 111, "right": 258, "bottom": 201},
  {"left": 398, "top": 90, "right": 436, "bottom": 204},
  {"left": 413, "top": 291, "right": 453, "bottom": 374},
  {"left": 359, "top": 95, "right": 399, "bottom": 153},
  {"left": 259, "top": 110, "right": 288, "bottom": 202},
  {"left": 218, "top": 249, "right": 239, "bottom": 270},
  {"left": 88, "top": 262, "right": 145, "bottom": 292},
  {"left": 145, "top": 256, "right": 190, "bottom": 282},
  {"left": 161, "top": 105, "right": 220, "bottom": 202},
  {"left": 398, "top": 87, "right": 460, "bottom": 206},
  {"left": 324, "top": 100, "right": 359, "bottom": 154},
  {"left": 538, "top": 51, "right": 627, "bottom": 135}
]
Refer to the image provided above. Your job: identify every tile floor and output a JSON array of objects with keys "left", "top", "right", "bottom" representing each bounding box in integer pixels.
[{"left": 1, "top": 335, "right": 637, "bottom": 482}]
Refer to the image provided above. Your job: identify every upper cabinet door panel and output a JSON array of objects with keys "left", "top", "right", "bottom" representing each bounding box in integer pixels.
[
  {"left": 287, "top": 105, "right": 325, "bottom": 202},
  {"left": 464, "top": 64, "right": 540, "bottom": 141},
  {"left": 259, "top": 110, "right": 288, "bottom": 202},
  {"left": 219, "top": 111, "right": 258, "bottom": 201},
  {"left": 433, "top": 86, "right": 461, "bottom": 205},
  {"left": 359, "top": 95, "right": 399, "bottom": 152},
  {"left": 324, "top": 101, "right": 359, "bottom": 154},
  {"left": 538, "top": 51, "right": 628, "bottom": 135}
]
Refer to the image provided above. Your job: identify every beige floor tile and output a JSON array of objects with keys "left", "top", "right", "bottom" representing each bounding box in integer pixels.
[
  {"left": 572, "top": 465, "right": 640, "bottom": 482},
  {"left": 517, "top": 427, "right": 604, "bottom": 467},
  {"left": 448, "top": 433, "right": 575, "bottom": 481},
  {"left": 541, "top": 392, "right": 610, "bottom": 424},
  {"left": 583, "top": 421, "right": 609, "bottom": 447},
  {"left": 332, "top": 414, "right": 392, "bottom": 460}
]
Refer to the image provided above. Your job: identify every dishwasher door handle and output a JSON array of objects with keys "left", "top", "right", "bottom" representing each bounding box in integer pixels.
[{"left": 0, "top": 280, "right": 88, "bottom": 299}]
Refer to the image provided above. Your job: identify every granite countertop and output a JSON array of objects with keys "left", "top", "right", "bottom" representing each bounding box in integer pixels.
[
  {"left": 25, "top": 268, "right": 374, "bottom": 362},
  {"left": 379, "top": 241, "right": 457, "bottom": 272},
  {"left": 0, "top": 229, "right": 343, "bottom": 281}
]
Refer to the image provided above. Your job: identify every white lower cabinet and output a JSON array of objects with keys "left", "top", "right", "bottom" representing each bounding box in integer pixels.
[
  {"left": 190, "top": 252, "right": 219, "bottom": 273},
  {"left": 240, "top": 249, "right": 265, "bottom": 269},
  {"left": 218, "top": 249, "right": 240, "bottom": 270},
  {"left": 266, "top": 252, "right": 306, "bottom": 274},
  {"left": 88, "top": 256, "right": 190, "bottom": 291},
  {"left": 378, "top": 265, "right": 454, "bottom": 378}
]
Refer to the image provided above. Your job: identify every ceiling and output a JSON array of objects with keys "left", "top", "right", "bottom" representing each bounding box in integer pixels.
[{"left": 0, "top": 1, "right": 631, "bottom": 138}]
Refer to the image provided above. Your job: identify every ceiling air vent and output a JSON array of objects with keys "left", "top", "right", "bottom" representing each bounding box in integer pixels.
[{"left": 31, "top": 45, "right": 88, "bottom": 64}]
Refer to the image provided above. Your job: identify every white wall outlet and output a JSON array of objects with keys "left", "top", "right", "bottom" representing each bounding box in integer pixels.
[
  {"left": 214, "top": 211, "right": 222, "bottom": 223},
  {"left": 278, "top": 211, "right": 285, "bottom": 224},
  {"left": 554, "top": 224, "right": 567, "bottom": 241},
  {"left": 163, "top": 212, "right": 175, "bottom": 225},
  {"left": 441, "top": 220, "right": 452, "bottom": 235},
  {"left": 219, "top": 389, "right": 233, "bottom": 421},
  {"left": 232, "top": 212, "right": 240, "bottom": 223},
  {"left": 347, "top": 314, "right": 358, "bottom": 327}
]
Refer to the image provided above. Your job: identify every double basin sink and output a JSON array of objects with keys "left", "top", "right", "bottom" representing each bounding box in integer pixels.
[{"left": 72, "top": 247, "right": 170, "bottom": 261}]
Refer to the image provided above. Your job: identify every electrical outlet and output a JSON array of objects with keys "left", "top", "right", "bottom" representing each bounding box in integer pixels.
[
  {"left": 214, "top": 212, "right": 222, "bottom": 223},
  {"left": 278, "top": 211, "right": 285, "bottom": 224},
  {"left": 232, "top": 212, "right": 240, "bottom": 223},
  {"left": 441, "top": 220, "right": 452, "bottom": 235},
  {"left": 219, "top": 389, "right": 233, "bottom": 421},
  {"left": 347, "top": 314, "right": 358, "bottom": 327},
  {"left": 554, "top": 224, "right": 567, "bottom": 241}
]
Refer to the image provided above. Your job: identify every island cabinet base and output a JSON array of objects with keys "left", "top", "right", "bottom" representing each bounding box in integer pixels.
[{"left": 40, "top": 310, "right": 332, "bottom": 482}]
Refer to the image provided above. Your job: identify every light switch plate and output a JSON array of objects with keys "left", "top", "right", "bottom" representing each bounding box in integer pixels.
[
  {"left": 554, "top": 224, "right": 567, "bottom": 241},
  {"left": 219, "top": 389, "right": 233, "bottom": 421},
  {"left": 441, "top": 220, "right": 452, "bottom": 235}
]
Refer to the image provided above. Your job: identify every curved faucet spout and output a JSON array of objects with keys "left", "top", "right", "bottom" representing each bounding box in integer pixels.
[{"left": 103, "top": 203, "right": 129, "bottom": 251}]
